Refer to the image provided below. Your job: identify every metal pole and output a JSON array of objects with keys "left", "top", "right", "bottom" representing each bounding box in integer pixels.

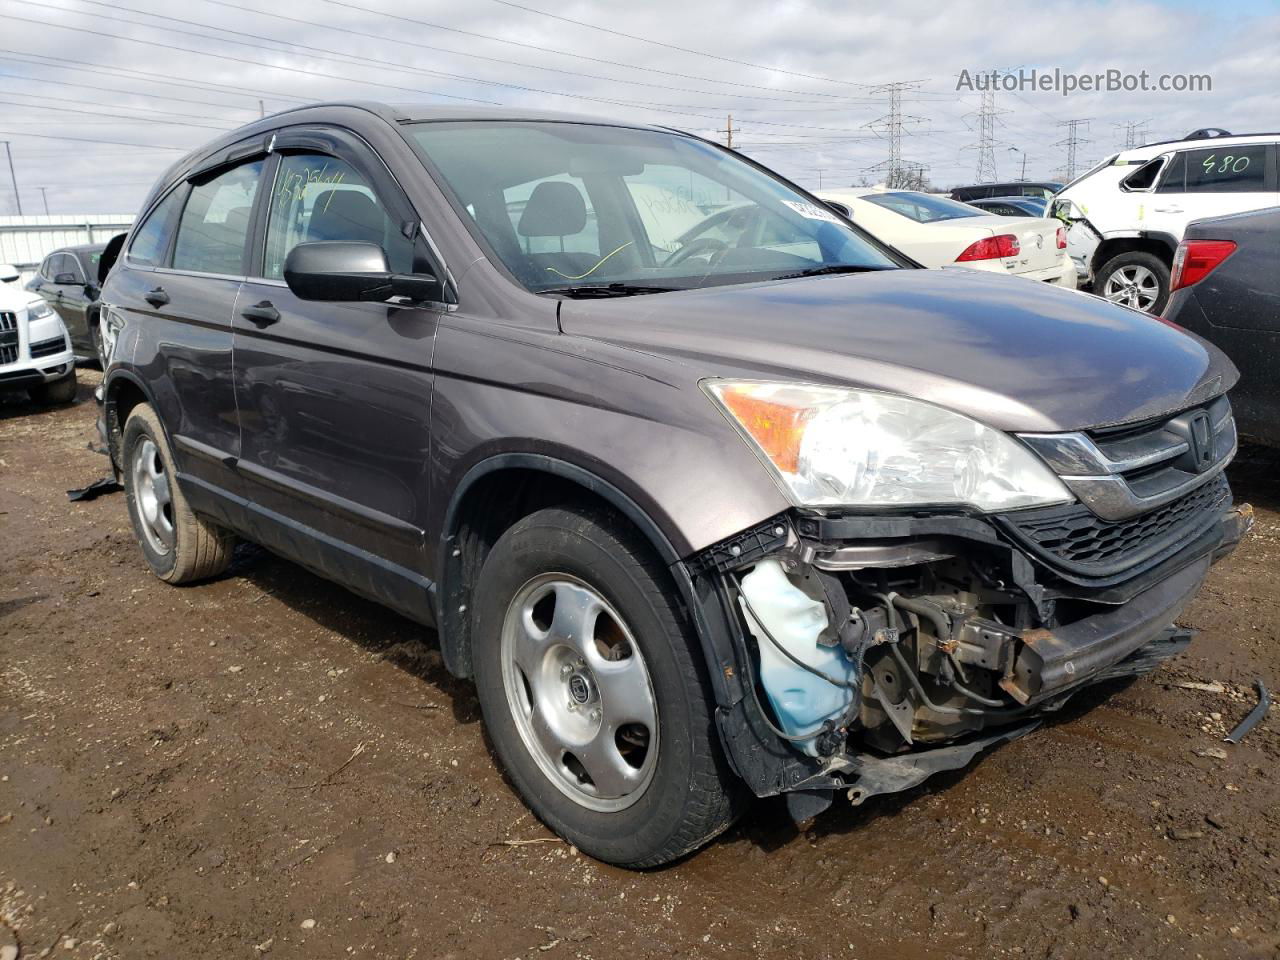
[
  {"left": 2, "top": 141, "right": 21, "bottom": 215},
  {"left": 38, "top": 186, "right": 49, "bottom": 215},
  {"left": 1021, "top": 152, "right": 1027, "bottom": 180}
]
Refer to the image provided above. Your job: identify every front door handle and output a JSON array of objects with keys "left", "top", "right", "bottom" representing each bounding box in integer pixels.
[
  {"left": 241, "top": 301, "right": 280, "bottom": 326},
  {"left": 1152, "top": 206, "right": 1183, "bottom": 214},
  {"left": 144, "top": 286, "right": 169, "bottom": 307}
]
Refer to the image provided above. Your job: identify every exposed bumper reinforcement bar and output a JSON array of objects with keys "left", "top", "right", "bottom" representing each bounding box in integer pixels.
[{"left": 1005, "top": 556, "right": 1209, "bottom": 705}]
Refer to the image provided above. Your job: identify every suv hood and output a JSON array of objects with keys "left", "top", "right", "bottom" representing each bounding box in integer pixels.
[
  {"left": 0, "top": 279, "right": 33, "bottom": 311},
  {"left": 558, "top": 268, "right": 1236, "bottom": 434}
]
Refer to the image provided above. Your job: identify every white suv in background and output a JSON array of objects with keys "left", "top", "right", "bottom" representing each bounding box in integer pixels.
[
  {"left": 1052, "top": 130, "right": 1279, "bottom": 313},
  {"left": 0, "top": 263, "right": 78, "bottom": 405}
]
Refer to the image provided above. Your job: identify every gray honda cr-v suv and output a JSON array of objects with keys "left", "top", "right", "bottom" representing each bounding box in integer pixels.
[{"left": 99, "top": 102, "right": 1249, "bottom": 867}]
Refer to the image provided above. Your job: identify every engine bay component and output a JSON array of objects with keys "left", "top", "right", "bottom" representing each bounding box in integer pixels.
[{"left": 738, "top": 559, "right": 858, "bottom": 755}]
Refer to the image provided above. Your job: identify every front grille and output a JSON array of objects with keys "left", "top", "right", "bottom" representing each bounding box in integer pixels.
[
  {"left": 29, "top": 335, "right": 66, "bottom": 359},
  {"left": 997, "top": 473, "right": 1230, "bottom": 583},
  {"left": 0, "top": 311, "right": 16, "bottom": 365},
  {"left": 1019, "top": 395, "right": 1236, "bottom": 521}
]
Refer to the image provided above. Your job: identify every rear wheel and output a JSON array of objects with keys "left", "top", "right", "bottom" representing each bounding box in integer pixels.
[
  {"left": 472, "top": 505, "right": 742, "bottom": 867},
  {"left": 1095, "top": 251, "right": 1170, "bottom": 313},
  {"left": 28, "top": 370, "right": 77, "bottom": 405},
  {"left": 123, "top": 403, "right": 233, "bottom": 583}
]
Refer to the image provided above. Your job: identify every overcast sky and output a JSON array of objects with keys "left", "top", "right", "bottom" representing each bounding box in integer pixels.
[{"left": 0, "top": 0, "right": 1277, "bottom": 215}]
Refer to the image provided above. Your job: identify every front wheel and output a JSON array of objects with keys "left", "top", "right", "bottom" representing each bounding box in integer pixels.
[
  {"left": 472, "top": 506, "right": 742, "bottom": 867},
  {"left": 1095, "top": 251, "right": 1170, "bottom": 314}
]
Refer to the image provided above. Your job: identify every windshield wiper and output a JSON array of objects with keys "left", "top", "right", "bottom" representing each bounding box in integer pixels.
[
  {"left": 772, "top": 264, "right": 895, "bottom": 281},
  {"left": 540, "top": 282, "right": 678, "bottom": 299}
]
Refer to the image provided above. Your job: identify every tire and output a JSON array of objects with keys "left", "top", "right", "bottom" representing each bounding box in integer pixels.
[
  {"left": 91, "top": 322, "right": 107, "bottom": 370},
  {"left": 27, "top": 371, "right": 77, "bottom": 405},
  {"left": 472, "top": 505, "right": 743, "bottom": 867},
  {"left": 122, "top": 403, "right": 233, "bottom": 584},
  {"left": 1095, "top": 251, "right": 1170, "bottom": 314}
]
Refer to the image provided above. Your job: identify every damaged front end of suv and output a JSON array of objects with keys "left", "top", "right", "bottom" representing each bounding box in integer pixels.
[{"left": 682, "top": 382, "right": 1250, "bottom": 820}]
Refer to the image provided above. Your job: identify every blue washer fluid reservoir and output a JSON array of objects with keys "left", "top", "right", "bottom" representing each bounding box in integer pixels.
[{"left": 738, "top": 558, "right": 857, "bottom": 756}]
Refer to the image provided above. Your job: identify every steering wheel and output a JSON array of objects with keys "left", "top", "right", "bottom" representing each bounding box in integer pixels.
[{"left": 663, "top": 237, "right": 730, "bottom": 268}]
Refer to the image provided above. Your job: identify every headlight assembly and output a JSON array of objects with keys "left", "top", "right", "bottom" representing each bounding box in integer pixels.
[
  {"left": 704, "top": 380, "right": 1072, "bottom": 512},
  {"left": 26, "top": 299, "right": 55, "bottom": 320}
]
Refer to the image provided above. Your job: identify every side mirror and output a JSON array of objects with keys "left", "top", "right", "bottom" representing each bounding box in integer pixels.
[
  {"left": 824, "top": 200, "right": 852, "bottom": 220},
  {"left": 0, "top": 263, "right": 19, "bottom": 283},
  {"left": 54, "top": 272, "right": 78, "bottom": 284},
  {"left": 283, "top": 241, "right": 443, "bottom": 303}
]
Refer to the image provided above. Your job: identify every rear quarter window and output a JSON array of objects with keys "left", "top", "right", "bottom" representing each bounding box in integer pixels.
[
  {"left": 1159, "top": 145, "right": 1271, "bottom": 193},
  {"left": 127, "top": 188, "right": 185, "bottom": 267}
]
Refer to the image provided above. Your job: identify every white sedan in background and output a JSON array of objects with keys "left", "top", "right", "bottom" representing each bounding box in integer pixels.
[{"left": 817, "top": 188, "right": 1076, "bottom": 288}]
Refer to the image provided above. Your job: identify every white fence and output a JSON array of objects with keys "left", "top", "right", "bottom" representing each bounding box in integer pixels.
[{"left": 0, "top": 214, "right": 135, "bottom": 283}]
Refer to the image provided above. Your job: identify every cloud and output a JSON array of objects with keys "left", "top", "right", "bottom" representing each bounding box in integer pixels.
[{"left": 0, "top": 0, "right": 1274, "bottom": 214}]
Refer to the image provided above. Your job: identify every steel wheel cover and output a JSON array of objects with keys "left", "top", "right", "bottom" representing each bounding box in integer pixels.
[
  {"left": 500, "top": 573, "right": 660, "bottom": 812},
  {"left": 131, "top": 436, "right": 174, "bottom": 554}
]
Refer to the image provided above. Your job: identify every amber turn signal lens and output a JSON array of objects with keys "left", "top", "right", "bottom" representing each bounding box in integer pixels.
[{"left": 714, "top": 384, "right": 813, "bottom": 474}]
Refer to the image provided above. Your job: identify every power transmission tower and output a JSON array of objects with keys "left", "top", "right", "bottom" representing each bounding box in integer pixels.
[
  {"left": 1117, "top": 119, "right": 1150, "bottom": 150},
  {"left": 718, "top": 114, "right": 736, "bottom": 150},
  {"left": 1055, "top": 118, "right": 1092, "bottom": 181},
  {"left": 863, "top": 81, "right": 926, "bottom": 188},
  {"left": 964, "top": 87, "right": 1008, "bottom": 182}
]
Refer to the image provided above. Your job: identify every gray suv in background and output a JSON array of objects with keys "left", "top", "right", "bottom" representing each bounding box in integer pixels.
[{"left": 98, "top": 103, "right": 1249, "bottom": 867}]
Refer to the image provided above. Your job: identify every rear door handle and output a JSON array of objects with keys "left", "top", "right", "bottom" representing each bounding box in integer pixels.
[
  {"left": 241, "top": 301, "right": 280, "bottom": 326},
  {"left": 144, "top": 287, "right": 169, "bottom": 307},
  {"left": 1152, "top": 206, "right": 1183, "bottom": 213}
]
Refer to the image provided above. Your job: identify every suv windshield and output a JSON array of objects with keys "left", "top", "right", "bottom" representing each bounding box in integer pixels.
[
  {"left": 863, "top": 191, "right": 987, "bottom": 223},
  {"left": 406, "top": 121, "right": 899, "bottom": 294}
]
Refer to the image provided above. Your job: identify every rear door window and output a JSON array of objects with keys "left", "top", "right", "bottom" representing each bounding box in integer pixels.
[
  {"left": 172, "top": 160, "right": 265, "bottom": 275},
  {"left": 262, "top": 153, "right": 413, "bottom": 279}
]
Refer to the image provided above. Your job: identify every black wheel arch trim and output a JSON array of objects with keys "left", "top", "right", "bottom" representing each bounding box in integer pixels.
[
  {"left": 102, "top": 368, "right": 169, "bottom": 472},
  {"left": 437, "top": 452, "right": 740, "bottom": 707}
]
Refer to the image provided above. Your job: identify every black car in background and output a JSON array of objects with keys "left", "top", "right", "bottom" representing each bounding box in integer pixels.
[
  {"left": 950, "top": 181, "right": 1063, "bottom": 203},
  {"left": 1163, "top": 206, "right": 1280, "bottom": 446},
  {"left": 967, "top": 196, "right": 1049, "bottom": 217},
  {"left": 26, "top": 242, "right": 108, "bottom": 363}
]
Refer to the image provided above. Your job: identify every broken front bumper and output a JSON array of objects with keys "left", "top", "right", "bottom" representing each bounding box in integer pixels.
[{"left": 682, "top": 493, "right": 1251, "bottom": 818}]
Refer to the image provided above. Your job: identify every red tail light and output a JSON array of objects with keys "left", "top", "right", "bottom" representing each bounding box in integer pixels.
[
  {"left": 1170, "top": 239, "right": 1237, "bottom": 291},
  {"left": 1055, "top": 225, "right": 1067, "bottom": 249},
  {"left": 956, "top": 234, "right": 1020, "bottom": 262}
]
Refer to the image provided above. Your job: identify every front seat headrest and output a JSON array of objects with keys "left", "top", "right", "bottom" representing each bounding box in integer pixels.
[
  {"left": 309, "top": 189, "right": 387, "bottom": 247},
  {"left": 517, "top": 181, "right": 587, "bottom": 238}
]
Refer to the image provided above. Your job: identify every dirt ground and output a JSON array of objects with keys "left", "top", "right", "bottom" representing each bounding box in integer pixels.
[{"left": 1, "top": 369, "right": 1276, "bottom": 960}]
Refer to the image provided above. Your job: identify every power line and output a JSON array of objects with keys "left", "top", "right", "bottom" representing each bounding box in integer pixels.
[
  {"left": 0, "top": 87, "right": 245, "bottom": 125},
  {"left": 4, "top": 6, "right": 902, "bottom": 133},
  {"left": 486, "top": 0, "right": 873, "bottom": 88},
  {"left": 315, "top": 0, "right": 871, "bottom": 100},
  {"left": 0, "top": 97, "right": 235, "bottom": 131},
  {"left": 0, "top": 49, "right": 309, "bottom": 107},
  {"left": 1, "top": 10, "right": 500, "bottom": 105},
  {"left": 0, "top": 67, "right": 261, "bottom": 116},
  {"left": 184, "top": 0, "right": 872, "bottom": 107},
  {"left": 0, "top": 129, "right": 190, "bottom": 150}
]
